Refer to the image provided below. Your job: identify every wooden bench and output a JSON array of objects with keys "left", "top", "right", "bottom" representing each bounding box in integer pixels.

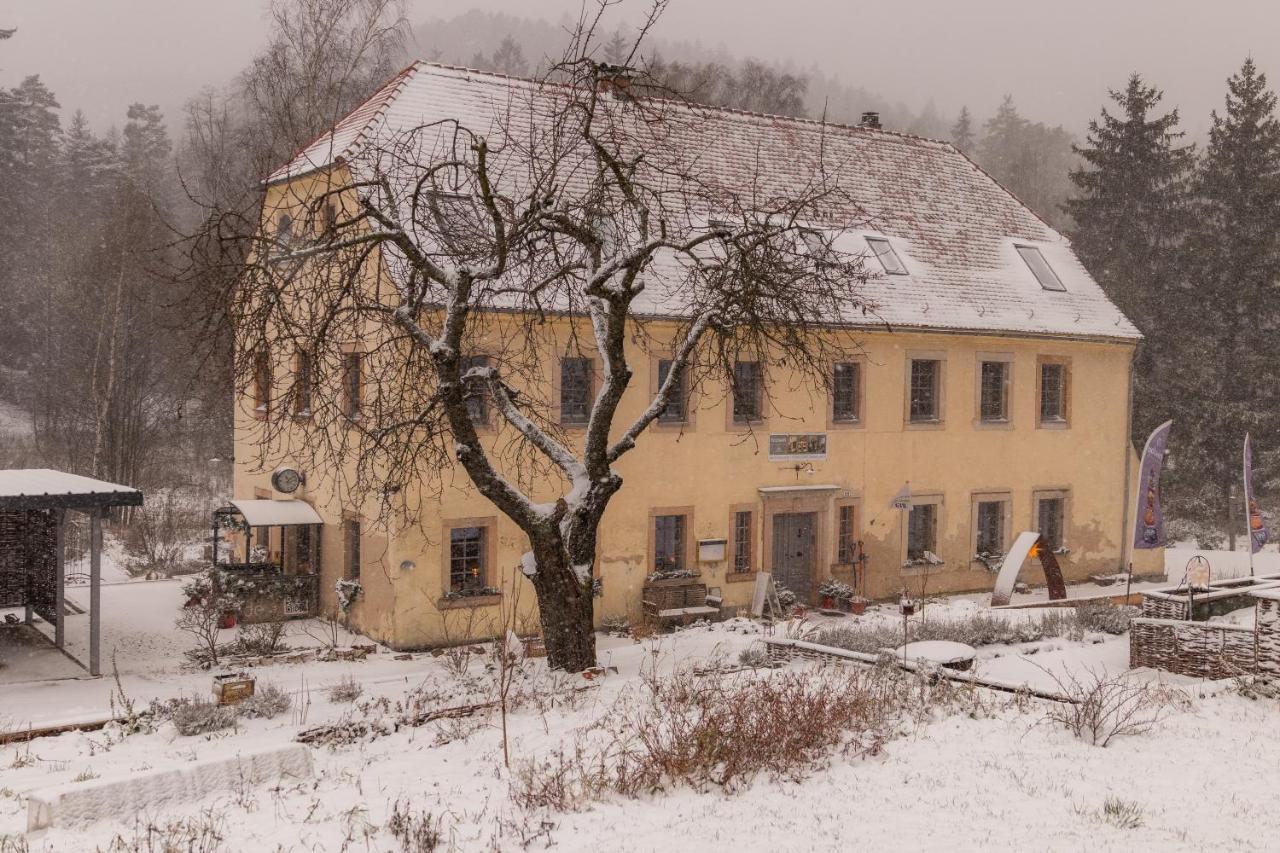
[{"left": 642, "top": 579, "right": 721, "bottom": 629}]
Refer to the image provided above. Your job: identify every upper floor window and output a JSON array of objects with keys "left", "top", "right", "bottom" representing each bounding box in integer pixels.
[
  {"left": 866, "top": 236, "right": 907, "bottom": 275},
  {"left": 252, "top": 349, "right": 271, "bottom": 414},
  {"left": 293, "top": 349, "right": 312, "bottom": 416},
  {"left": 832, "top": 362, "right": 861, "bottom": 423},
  {"left": 343, "top": 352, "right": 363, "bottom": 419},
  {"left": 657, "top": 359, "right": 688, "bottom": 424},
  {"left": 461, "top": 355, "right": 490, "bottom": 425},
  {"left": 1039, "top": 361, "right": 1068, "bottom": 425},
  {"left": 1016, "top": 245, "right": 1066, "bottom": 291},
  {"left": 559, "top": 357, "right": 593, "bottom": 425},
  {"left": 979, "top": 360, "right": 1009, "bottom": 422},
  {"left": 909, "top": 359, "right": 941, "bottom": 422},
  {"left": 732, "top": 361, "right": 763, "bottom": 423},
  {"left": 276, "top": 213, "right": 293, "bottom": 247}
]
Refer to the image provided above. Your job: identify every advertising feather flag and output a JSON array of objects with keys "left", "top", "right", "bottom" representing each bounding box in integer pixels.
[
  {"left": 1245, "top": 433, "right": 1268, "bottom": 556},
  {"left": 1133, "top": 420, "right": 1172, "bottom": 550}
]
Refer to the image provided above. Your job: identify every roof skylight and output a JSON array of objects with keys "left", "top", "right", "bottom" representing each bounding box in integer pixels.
[
  {"left": 1016, "top": 245, "right": 1066, "bottom": 292},
  {"left": 866, "top": 236, "right": 907, "bottom": 275}
]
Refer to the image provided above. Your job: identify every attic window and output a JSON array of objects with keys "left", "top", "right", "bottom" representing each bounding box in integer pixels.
[
  {"left": 866, "top": 237, "right": 907, "bottom": 275},
  {"left": 1016, "top": 245, "right": 1066, "bottom": 292}
]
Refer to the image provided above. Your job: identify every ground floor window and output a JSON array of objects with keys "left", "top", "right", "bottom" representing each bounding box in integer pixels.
[
  {"left": 907, "top": 503, "right": 937, "bottom": 561},
  {"left": 343, "top": 518, "right": 361, "bottom": 580},
  {"left": 653, "top": 514, "right": 687, "bottom": 572},
  {"left": 732, "top": 510, "right": 753, "bottom": 573},
  {"left": 1036, "top": 495, "right": 1067, "bottom": 551},
  {"left": 975, "top": 499, "right": 1006, "bottom": 556},
  {"left": 449, "top": 525, "right": 488, "bottom": 592},
  {"left": 836, "top": 504, "right": 858, "bottom": 565}
]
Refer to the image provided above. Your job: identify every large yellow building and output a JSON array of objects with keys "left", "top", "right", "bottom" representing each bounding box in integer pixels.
[{"left": 233, "top": 63, "right": 1147, "bottom": 649}]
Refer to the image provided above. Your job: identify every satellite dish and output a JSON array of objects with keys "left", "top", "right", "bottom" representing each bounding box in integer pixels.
[{"left": 271, "top": 466, "right": 305, "bottom": 494}]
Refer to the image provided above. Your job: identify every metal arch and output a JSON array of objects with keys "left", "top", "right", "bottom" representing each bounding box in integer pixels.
[{"left": 990, "top": 531, "right": 1068, "bottom": 607}]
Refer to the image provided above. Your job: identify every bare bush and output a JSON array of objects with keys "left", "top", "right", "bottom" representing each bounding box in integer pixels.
[
  {"left": 1100, "top": 795, "right": 1145, "bottom": 829},
  {"left": 737, "top": 644, "right": 771, "bottom": 668},
  {"left": 238, "top": 682, "right": 293, "bottom": 719},
  {"left": 1039, "top": 667, "right": 1177, "bottom": 747},
  {"left": 103, "top": 809, "right": 227, "bottom": 852},
  {"left": 168, "top": 700, "right": 238, "bottom": 737},
  {"left": 513, "top": 666, "right": 905, "bottom": 809},
  {"left": 386, "top": 799, "right": 442, "bottom": 852},
  {"left": 122, "top": 492, "right": 204, "bottom": 578},
  {"left": 176, "top": 573, "right": 240, "bottom": 668},
  {"left": 236, "top": 620, "right": 290, "bottom": 656},
  {"left": 328, "top": 675, "right": 364, "bottom": 703},
  {"left": 816, "top": 605, "right": 1136, "bottom": 656}
]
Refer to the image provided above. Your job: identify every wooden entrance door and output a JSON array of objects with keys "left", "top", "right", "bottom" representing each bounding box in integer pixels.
[{"left": 772, "top": 512, "right": 817, "bottom": 602}]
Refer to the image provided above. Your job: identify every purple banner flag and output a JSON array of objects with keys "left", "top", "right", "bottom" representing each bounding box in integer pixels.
[
  {"left": 1133, "top": 420, "right": 1173, "bottom": 550},
  {"left": 1245, "top": 433, "right": 1269, "bottom": 555}
]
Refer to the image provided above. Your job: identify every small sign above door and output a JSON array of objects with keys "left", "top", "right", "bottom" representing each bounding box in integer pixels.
[{"left": 768, "top": 433, "right": 828, "bottom": 461}]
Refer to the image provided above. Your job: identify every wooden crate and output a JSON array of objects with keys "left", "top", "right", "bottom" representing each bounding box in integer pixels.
[{"left": 212, "top": 673, "right": 256, "bottom": 705}]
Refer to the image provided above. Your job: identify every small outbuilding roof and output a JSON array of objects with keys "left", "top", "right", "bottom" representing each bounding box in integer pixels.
[
  {"left": 228, "top": 499, "right": 324, "bottom": 527},
  {"left": 0, "top": 469, "right": 143, "bottom": 511}
]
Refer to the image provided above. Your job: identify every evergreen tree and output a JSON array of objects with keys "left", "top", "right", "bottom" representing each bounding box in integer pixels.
[
  {"left": 976, "top": 96, "right": 1077, "bottom": 229},
  {"left": 951, "top": 106, "right": 975, "bottom": 153},
  {"left": 1066, "top": 75, "right": 1195, "bottom": 485},
  {"left": 1180, "top": 58, "right": 1280, "bottom": 546}
]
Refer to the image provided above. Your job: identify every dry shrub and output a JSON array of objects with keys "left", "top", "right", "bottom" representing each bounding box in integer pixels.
[
  {"left": 168, "top": 700, "right": 238, "bottom": 737},
  {"left": 103, "top": 809, "right": 226, "bottom": 852},
  {"left": 386, "top": 799, "right": 442, "bottom": 852},
  {"left": 328, "top": 674, "right": 364, "bottom": 703},
  {"left": 513, "top": 664, "right": 938, "bottom": 810},
  {"left": 1040, "top": 666, "right": 1179, "bottom": 747},
  {"left": 236, "top": 620, "right": 289, "bottom": 656},
  {"left": 238, "top": 682, "right": 292, "bottom": 719},
  {"left": 816, "top": 604, "right": 1136, "bottom": 656}
]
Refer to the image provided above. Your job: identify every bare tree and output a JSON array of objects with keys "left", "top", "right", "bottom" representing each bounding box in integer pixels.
[{"left": 230, "top": 3, "right": 873, "bottom": 672}]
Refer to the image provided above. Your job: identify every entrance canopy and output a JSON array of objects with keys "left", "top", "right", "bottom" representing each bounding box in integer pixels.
[{"left": 229, "top": 499, "right": 323, "bottom": 527}]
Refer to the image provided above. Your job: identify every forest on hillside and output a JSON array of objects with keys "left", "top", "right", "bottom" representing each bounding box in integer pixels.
[{"left": 1, "top": 0, "right": 1279, "bottom": 544}]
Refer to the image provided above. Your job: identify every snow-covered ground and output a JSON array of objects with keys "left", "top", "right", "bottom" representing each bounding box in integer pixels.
[{"left": 2, "top": 561, "right": 1277, "bottom": 851}]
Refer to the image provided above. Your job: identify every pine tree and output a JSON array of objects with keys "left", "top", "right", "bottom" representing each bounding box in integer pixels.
[
  {"left": 976, "top": 96, "right": 1077, "bottom": 229},
  {"left": 1066, "top": 75, "right": 1196, "bottom": 477},
  {"left": 1181, "top": 58, "right": 1280, "bottom": 545},
  {"left": 950, "top": 106, "right": 975, "bottom": 153}
]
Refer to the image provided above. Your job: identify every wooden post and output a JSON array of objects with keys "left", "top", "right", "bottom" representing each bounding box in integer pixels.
[
  {"left": 54, "top": 509, "right": 65, "bottom": 649},
  {"left": 90, "top": 509, "right": 102, "bottom": 677}
]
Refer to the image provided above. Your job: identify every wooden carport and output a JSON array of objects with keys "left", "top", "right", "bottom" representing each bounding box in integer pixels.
[{"left": 0, "top": 469, "right": 142, "bottom": 676}]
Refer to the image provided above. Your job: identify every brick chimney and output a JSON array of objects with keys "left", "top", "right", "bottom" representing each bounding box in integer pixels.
[
  {"left": 859, "top": 111, "right": 881, "bottom": 129},
  {"left": 596, "top": 63, "right": 635, "bottom": 98}
]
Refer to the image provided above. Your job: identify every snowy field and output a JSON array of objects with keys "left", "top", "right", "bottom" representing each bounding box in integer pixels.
[{"left": 1, "top": 556, "right": 1278, "bottom": 851}]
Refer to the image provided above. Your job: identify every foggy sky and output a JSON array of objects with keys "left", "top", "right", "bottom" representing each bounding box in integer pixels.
[{"left": 3, "top": 0, "right": 1279, "bottom": 138}]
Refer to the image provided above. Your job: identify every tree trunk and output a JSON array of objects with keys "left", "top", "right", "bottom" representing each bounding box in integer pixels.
[{"left": 528, "top": 546, "right": 597, "bottom": 672}]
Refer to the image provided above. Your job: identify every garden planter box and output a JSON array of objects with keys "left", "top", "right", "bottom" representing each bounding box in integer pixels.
[{"left": 212, "top": 673, "right": 255, "bottom": 705}]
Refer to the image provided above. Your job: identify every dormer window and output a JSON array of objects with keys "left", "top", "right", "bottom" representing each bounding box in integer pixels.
[
  {"left": 866, "top": 236, "right": 907, "bottom": 275},
  {"left": 1016, "top": 245, "right": 1065, "bottom": 292}
]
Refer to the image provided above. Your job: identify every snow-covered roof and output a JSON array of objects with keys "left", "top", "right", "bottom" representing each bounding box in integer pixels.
[
  {"left": 268, "top": 62, "right": 1140, "bottom": 342},
  {"left": 229, "top": 499, "right": 323, "bottom": 527},
  {"left": 0, "top": 469, "right": 142, "bottom": 510}
]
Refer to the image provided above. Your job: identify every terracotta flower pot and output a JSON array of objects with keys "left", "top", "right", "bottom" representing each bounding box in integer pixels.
[
  {"left": 219, "top": 611, "right": 238, "bottom": 629},
  {"left": 849, "top": 600, "right": 868, "bottom": 615},
  {"left": 821, "top": 595, "right": 836, "bottom": 609}
]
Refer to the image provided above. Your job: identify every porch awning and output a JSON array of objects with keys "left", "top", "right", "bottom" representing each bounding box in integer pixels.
[{"left": 229, "top": 499, "right": 323, "bottom": 526}]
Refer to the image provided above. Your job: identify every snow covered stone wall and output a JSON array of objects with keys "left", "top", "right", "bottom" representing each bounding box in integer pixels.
[{"left": 26, "top": 744, "right": 313, "bottom": 831}]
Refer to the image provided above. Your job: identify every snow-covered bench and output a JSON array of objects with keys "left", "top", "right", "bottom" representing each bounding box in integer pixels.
[{"left": 642, "top": 579, "right": 721, "bottom": 628}]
